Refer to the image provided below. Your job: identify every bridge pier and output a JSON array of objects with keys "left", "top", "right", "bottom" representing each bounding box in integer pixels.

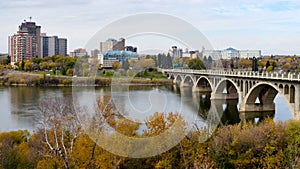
[
  {"left": 239, "top": 103, "right": 275, "bottom": 124},
  {"left": 239, "top": 111, "right": 275, "bottom": 125}
]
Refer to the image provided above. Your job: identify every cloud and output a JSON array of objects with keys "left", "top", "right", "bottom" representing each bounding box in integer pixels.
[{"left": 1, "top": 0, "right": 300, "bottom": 54}]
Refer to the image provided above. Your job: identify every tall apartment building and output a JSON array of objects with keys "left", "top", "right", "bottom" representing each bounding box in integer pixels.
[
  {"left": 40, "top": 34, "right": 67, "bottom": 58},
  {"left": 9, "top": 32, "right": 34, "bottom": 63},
  {"left": 9, "top": 21, "right": 41, "bottom": 63},
  {"left": 9, "top": 20, "right": 68, "bottom": 64},
  {"left": 18, "top": 21, "right": 41, "bottom": 58},
  {"left": 100, "top": 38, "right": 125, "bottom": 52}
]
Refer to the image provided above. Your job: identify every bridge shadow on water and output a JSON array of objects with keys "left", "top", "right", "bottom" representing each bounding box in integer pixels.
[
  {"left": 171, "top": 85, "right": 241, "bottom": 127},
  {"left": 170, "top": 85, "right": 288, "bottom": 128}
]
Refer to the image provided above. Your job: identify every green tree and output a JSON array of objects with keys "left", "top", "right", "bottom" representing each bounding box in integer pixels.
[
  {"left": 39, "top": 62, "right": 49, "bottom": 71},
  {"left": 188, "top": 58, "right": 205, "bottom": 70}
]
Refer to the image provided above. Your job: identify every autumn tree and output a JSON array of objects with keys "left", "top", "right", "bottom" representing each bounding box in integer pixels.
[
  {"left": 24, "top": 60, "right": 32, "bottom": 71},
  {"left": 284, "top": 120, "right": 300, "bottom": 168},
  {"left": 238, "top": 58, "right": 252, "bottom": 69},
  {"left": 112, "top": 61, "right": 120, "bottom": 70},
  {"left": 36, "top": 97, "right": 82, "bottom": 169}
]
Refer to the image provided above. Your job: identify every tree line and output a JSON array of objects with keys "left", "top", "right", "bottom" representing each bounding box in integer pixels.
[{"left": 0, "top": 96, "right": 299, "bottom": 169}]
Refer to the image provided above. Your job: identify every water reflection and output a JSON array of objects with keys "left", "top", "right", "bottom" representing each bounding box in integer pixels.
[
  {"left": 0, "top": 85, "right": 293, "bottom": 132},
  {"left": 178, "top": 87, "right": 240, "bottom": 128}
]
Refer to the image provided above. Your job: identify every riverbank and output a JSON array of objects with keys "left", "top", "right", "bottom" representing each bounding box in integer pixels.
[{"left": 0, "top": 72, "right": 173, "bottom": 87}]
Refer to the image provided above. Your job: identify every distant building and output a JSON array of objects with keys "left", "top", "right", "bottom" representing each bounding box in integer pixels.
[
  {"left": 18, "top": 21, "right": 41, "bottom": 58},
  {"left": 98, "top": 50, "right": 138, "bottom": 68},
  {"left": 9, "top": 32, "right": 34, "bottom": 63},
  {"left": 91, "top": 49, "right": 100, "bottom": 57},
  {"left": 98, "top": 38, "right": 138, "bottom": 68},
  {"left": 9, "top": 21, "right": 41, "bottom": 63},
  {"left": 125, "top": 46, "right": 137, "bottom": 52},
  {"left": 9, "top": 20, "right": 67, "bottom": 64},
  {"left": 100, "top": 38, "right": 125, "bottom": 52},
  {"left": 169, "top": 46, "right": 183, "bottom": 58},
  {"left": 58, "top": 38, "right": 67, "bottom": 56},
  {"left": 40, "top": 34, "right": 68, "bottom": 57},
  {"left": 70, "top": 48, "right": 88, "bottom": 57},
  {"left": 203, "top": 47, "right": 261, "bottom": 59}
]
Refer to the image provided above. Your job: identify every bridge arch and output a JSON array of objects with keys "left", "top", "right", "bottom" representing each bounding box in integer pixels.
[
  {"left": 241, "top": 82, "right": 295, "bottom": 119},
  {"left": 194, "top": 76, "right": 213, "bottom": 93},
  {"left": 169, "top": 73, "right": 175, "bottom": 80},
  {"left": 212, "top": 78, "right": 242, "bottom": 100},
  {"left": 182, "top": 75, "right": 195, "bottom": 87},
  {"left": 174, "top": 74, "right": 184, "bottom": 85}
]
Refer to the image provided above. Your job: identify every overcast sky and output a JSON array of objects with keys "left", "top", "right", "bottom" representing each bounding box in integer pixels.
[{"left": 1, "top": 0, "right": 300, "bottom": 55}]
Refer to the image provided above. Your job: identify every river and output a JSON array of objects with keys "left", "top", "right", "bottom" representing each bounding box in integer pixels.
[{"left": 0, "top": 85, "right": 293, "bottom": 132}]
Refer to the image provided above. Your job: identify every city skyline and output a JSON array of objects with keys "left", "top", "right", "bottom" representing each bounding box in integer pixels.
[{"left": 1, "top": 0, "right": 300, "bottom": 55}]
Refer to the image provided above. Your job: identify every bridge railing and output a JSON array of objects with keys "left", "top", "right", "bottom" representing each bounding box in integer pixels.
[{"left": 162, "top": 69, "right": 300, "bottom": 82}]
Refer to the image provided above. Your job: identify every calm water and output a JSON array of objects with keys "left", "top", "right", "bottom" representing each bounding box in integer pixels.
[{"left": 0, "top": 85, "right": 293, "bottom": 132}]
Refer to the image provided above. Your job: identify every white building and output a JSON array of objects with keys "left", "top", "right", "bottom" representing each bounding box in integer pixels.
[{"left": 203, "top": 47, "right": 261, "bottom": 59}]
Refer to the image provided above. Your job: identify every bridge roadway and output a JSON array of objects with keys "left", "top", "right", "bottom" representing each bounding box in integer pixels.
[{"left": 162, "top": 69, "right": 300, "bottom": 122}]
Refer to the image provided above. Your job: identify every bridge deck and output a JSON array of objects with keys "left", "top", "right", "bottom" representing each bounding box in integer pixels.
[{"left": 163, "top": 69, "right": 300, "bottom": 82}]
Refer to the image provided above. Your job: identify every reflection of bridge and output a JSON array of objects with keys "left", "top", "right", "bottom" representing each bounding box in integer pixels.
[{"left": 162, "top": 69, "right": 300, "bottom": 121}]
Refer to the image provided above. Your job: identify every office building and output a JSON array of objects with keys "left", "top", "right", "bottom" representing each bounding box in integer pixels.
[
  {"left": 58, "top": 38, "right": 67, "bottom": 56},
  {"left": 100, "top": 38, "right": 125, "bottom": 52},
  {"left": 40, "top": 34, "right": 68, "bottom": 57},
  {"left": 98, "top": 50, "right": 138, "bottom": 68},
  {"left": 70, "top": 48, "right": 88, "bottom": 57},
  {"left": 169, "top": 46, "right": 183, "bottom": 58}
]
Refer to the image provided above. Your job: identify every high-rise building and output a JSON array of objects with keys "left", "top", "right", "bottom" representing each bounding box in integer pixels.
[
  {"left": 58, "top": 38, "right": 67, "bottom": 56},
  {"left": 9, "top": 20, "right": 68, "bottom": 64},
  {"left": 169, "top": 46, "right": 183, "bottom": 58},
  {"left": 100, "top": 38, "right": 125, "bottom": 52},
  {"left": 40, "top": 34, "right": 68, "bottom": 57},
  {"left": 9, "top": 32, "right": 34, "bottom": 63},
  {"left": 18, "top": 21, "right": 41, "bottom": 58},
  {"left": 9, "top": 21, "right": 41, "bottom": 63}
]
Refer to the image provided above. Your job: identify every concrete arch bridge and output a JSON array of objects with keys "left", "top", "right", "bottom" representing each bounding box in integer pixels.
[{"left": 162, "top": 69, "right": 300, "bottom": 122}]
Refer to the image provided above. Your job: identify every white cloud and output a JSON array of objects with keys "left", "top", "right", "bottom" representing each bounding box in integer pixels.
[{"left": 1, "top": 0, "right": 300, "bottom": 54}]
